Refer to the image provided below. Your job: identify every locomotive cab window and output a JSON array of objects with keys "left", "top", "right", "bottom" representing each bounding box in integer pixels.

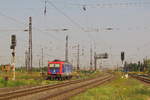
[
  {"left": 55, "top": 64, "right": 60, "bottom": 68},
  {"left": 49, "top": 64, "right": 54, "bottom": 67},
  {"left": 49, "top": 64, "right": 60, "bottom": 68}
]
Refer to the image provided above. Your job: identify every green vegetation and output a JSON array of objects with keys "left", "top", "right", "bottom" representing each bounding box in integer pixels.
[
  {"left": 0, "top": 70, "right": 102, "bottom": 88},
  {"left": 124, "top": 59, "right": 150, "bottom": 73},
  {"left": 0, "top": 71, "right": 61, "bottom": 88},
  {"left": 0, "top": 77, "right": 61, "bottom": 88},
  {"left": 71, "top": 74, "right": 150, "bottom": 100},
  {"left": 71, "top": 70, "right": 104, "bottom": 81}
]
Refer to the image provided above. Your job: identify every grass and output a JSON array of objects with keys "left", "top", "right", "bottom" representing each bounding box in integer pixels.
[
  {"left": 76, "top": 70, "right": 103, "bottom": 79},
  {"left": 0, "top": 78, "right": 61, "bottom": 88},
  {"left": 0, "top": 71, "right": 61, "bottom": 88},
  {"left": 0, "top": 71, "right": 102, "bottom": 88},
  {"left": 71, "top": 73, "right": 150, "bottom": 100}
]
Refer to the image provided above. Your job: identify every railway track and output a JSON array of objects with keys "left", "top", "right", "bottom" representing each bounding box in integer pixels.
[
  {"left": 130, "top": 74, "right": 150, "bottom": 84},
  {"left": 0, "top": 74, "right": 114, "bottom": 100},
  {"left": 0, "top": 79, "right": 88, "bottom": 100},
  {"left": 43, "top": 74, "right": 114, "bottom": 100}
]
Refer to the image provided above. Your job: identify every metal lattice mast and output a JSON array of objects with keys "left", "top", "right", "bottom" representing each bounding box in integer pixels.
[
  {"left": 29, "top": 17, "right": 32, "bottom": 72},
  {"left": 25, "top": 50, "right": 28, "bottom": 71},
  {"left": 42, "top": 48, "right": 44, "bottom": 72},
  {"left": 77, "top": 44, "right": 80, "bottom": 70},
  {"left": 65, "top": 35, "right": 68, "bottom": 62},
  {"left": 94, "top": 52, "right": 97, "bottom": 71},
  {"left": 90, "top": 46, "right": 93, "bottom": 70}
]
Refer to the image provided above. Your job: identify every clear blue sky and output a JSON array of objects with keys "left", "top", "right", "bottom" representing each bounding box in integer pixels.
[{"left": 0, "top": 0, "right": 150, "bottom": 68}]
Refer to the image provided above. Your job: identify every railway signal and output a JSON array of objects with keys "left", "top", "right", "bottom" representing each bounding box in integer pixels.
[
  {"left": 121, "top": 51, "right": 125, "bottom": 64},
  {"left": 94, "top": 53, "right": 108, "bottom": 71},
  {"left": 83, "top": 5, "right": 86, "bottom": 11},
  {"left": 10, "top": 34, "right": 16, "bottom": 80},
  {"left": 10, "top": 35, "right": 16, "bottom": 49}
]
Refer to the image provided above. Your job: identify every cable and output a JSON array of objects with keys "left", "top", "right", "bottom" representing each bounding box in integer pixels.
[
  {"left": 46, "top": 0, "right": 85, "bottom": 31},
  {"left": 69, "top": 1, "right": 150, "bottom": 8},
  {"left": 0, "top": 10, "right": 64, "bottom": 42},
  {"left": 44, "top": 0, "right": 97, "bottom": 47},
  {"left": 0, "top": 11, "right": 28, "bottom": 27},
  {"left": 32, "top": 27, "right": 64, "bottom": 41}
]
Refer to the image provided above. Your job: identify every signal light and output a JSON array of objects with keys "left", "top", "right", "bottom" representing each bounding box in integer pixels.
[
  {"left": 121, "top": 52, "right": 125, "bottom": 62},
  {"left": 104, "top": 53, "right": 108, "bottom": 59},
  {"left": 10, "top": 35, "right": 16, "bottom": 49}
]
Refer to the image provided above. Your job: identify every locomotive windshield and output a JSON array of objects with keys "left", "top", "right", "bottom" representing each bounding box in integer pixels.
[
  {"left": 49, "top": 64, "right": 60, "bottom": 68},
  {"left": 55, "top": 64, "right": 60, "bottom": 67}
]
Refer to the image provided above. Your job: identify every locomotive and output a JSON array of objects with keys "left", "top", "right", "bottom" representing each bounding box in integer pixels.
[{"left": 47, "top": 59, "right": 73, "bottom": 80}]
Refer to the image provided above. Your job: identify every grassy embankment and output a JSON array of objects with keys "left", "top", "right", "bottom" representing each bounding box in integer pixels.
[
  {"left": 72, "top": 70, "right": 104, "bottom": 80},
  {"left": 0, "top": 70, "right": 102, "bottom": 88},
  {"left": 0, "top": 72, "right": 60, "bottom": 88},
  {"left": 71, "top": 73, "right": 150, "bottom": 100}
]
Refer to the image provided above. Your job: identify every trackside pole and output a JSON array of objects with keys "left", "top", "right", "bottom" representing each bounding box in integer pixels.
[
  {"left": 12, "top": 49, "right": 16, "bottom": 80},
  {"left": 10, "top": 34, "right": 16, "bottom": 80}
]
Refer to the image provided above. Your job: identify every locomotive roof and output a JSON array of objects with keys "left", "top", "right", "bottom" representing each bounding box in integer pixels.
[
  {"left": 48, "top": 60, "right": 71, "bottom": 64},
  {"left": 51, "top": 59, "right": 70, "bottom": 63},
  {"left": 52, "top": 59, "right": 62, "bottom": 62}
]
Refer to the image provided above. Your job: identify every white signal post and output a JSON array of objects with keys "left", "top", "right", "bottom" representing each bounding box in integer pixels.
[
  {"left": 10, "top": 35, "right": 16, "bottom": 80},
  {"left": 12, "top": 49, "right": 16, "bottom": 80}
]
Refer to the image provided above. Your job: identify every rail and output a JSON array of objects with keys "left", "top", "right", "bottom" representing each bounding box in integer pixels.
[
  {"left": 0, "top": 74, "right": 114, "bottom": 100},
  {"left": 130, "top": 74, "right": 150, "bottom": 84}
]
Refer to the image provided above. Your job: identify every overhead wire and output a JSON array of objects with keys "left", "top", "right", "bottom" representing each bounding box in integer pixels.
[
  {"left": 0, "top": 8, "right": 66, "bottom": 65},
  {"left": 44, "top": 0, "right": 98, "bottom": 51},
  {"left": 68, "top": 1, "right": 150, "bottom": 8},
  {"left": 0, "top": 10, "right": 64, "bottom": 42},
  {"left": 1, "top": 1, "right": 149, "bottom": 52},
  {"left": 0, "top": 11, "right": 28, "bottom": 27},
  {"left": 46, "top": 0, "right": 150, "bottom": 62},
  {"left": 44, "top": 0, "right": 150, "bottom": 53},
  {"left": 46, "top": 0, "right": 85, "bottom": 31}
]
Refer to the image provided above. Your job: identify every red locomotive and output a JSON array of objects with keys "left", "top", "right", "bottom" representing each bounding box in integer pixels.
[{"left": 47, "top": 60, "right": 73, "bottom": 80}]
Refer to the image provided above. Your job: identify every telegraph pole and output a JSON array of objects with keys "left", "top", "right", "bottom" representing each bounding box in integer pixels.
[
  {"left": 39, "top": 59, "right": 41, "bottom": 72},
  {"left": 90, "top": 46, "right": 93, "bottom": 70},
  {"left": 65, "top": 35, "right": 68, "bottom": 62},
  {"left": 25, "top": 50, "right": 28, "bottom": 71},
  {"left": 94, "top": 52, "right": 97, "bottom": 71},
  {"left": 77, "top": 44, "right": 80, "bottom": 70},
  {"left": 42, "top": 48, "right": 44, "bottom": 72},
  {"left": 28, "top": 16, "right": 33, "bottom": 72}
]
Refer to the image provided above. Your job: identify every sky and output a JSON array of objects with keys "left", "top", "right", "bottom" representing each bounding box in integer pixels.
[{"left": 0, "top": 0, "right": 150, "bottom": 68}]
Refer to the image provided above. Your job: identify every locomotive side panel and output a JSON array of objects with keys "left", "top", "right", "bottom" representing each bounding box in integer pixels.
[
  {"left": 47, "top": 61, "right": 73, "bottom": 80},
  {"left": 62, "top": 64, "right": 73, "bottom": 76}
]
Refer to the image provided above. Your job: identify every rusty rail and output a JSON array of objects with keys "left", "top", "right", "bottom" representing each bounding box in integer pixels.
[
  {"left": 130, "top": 74, "right": 150, "bottom": 84},
  {"left": 0, "top": 74, "right": 111, "bottom": 100},
  {"left": 39, "top": 74, "right": 114, "bottom": 100}
]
